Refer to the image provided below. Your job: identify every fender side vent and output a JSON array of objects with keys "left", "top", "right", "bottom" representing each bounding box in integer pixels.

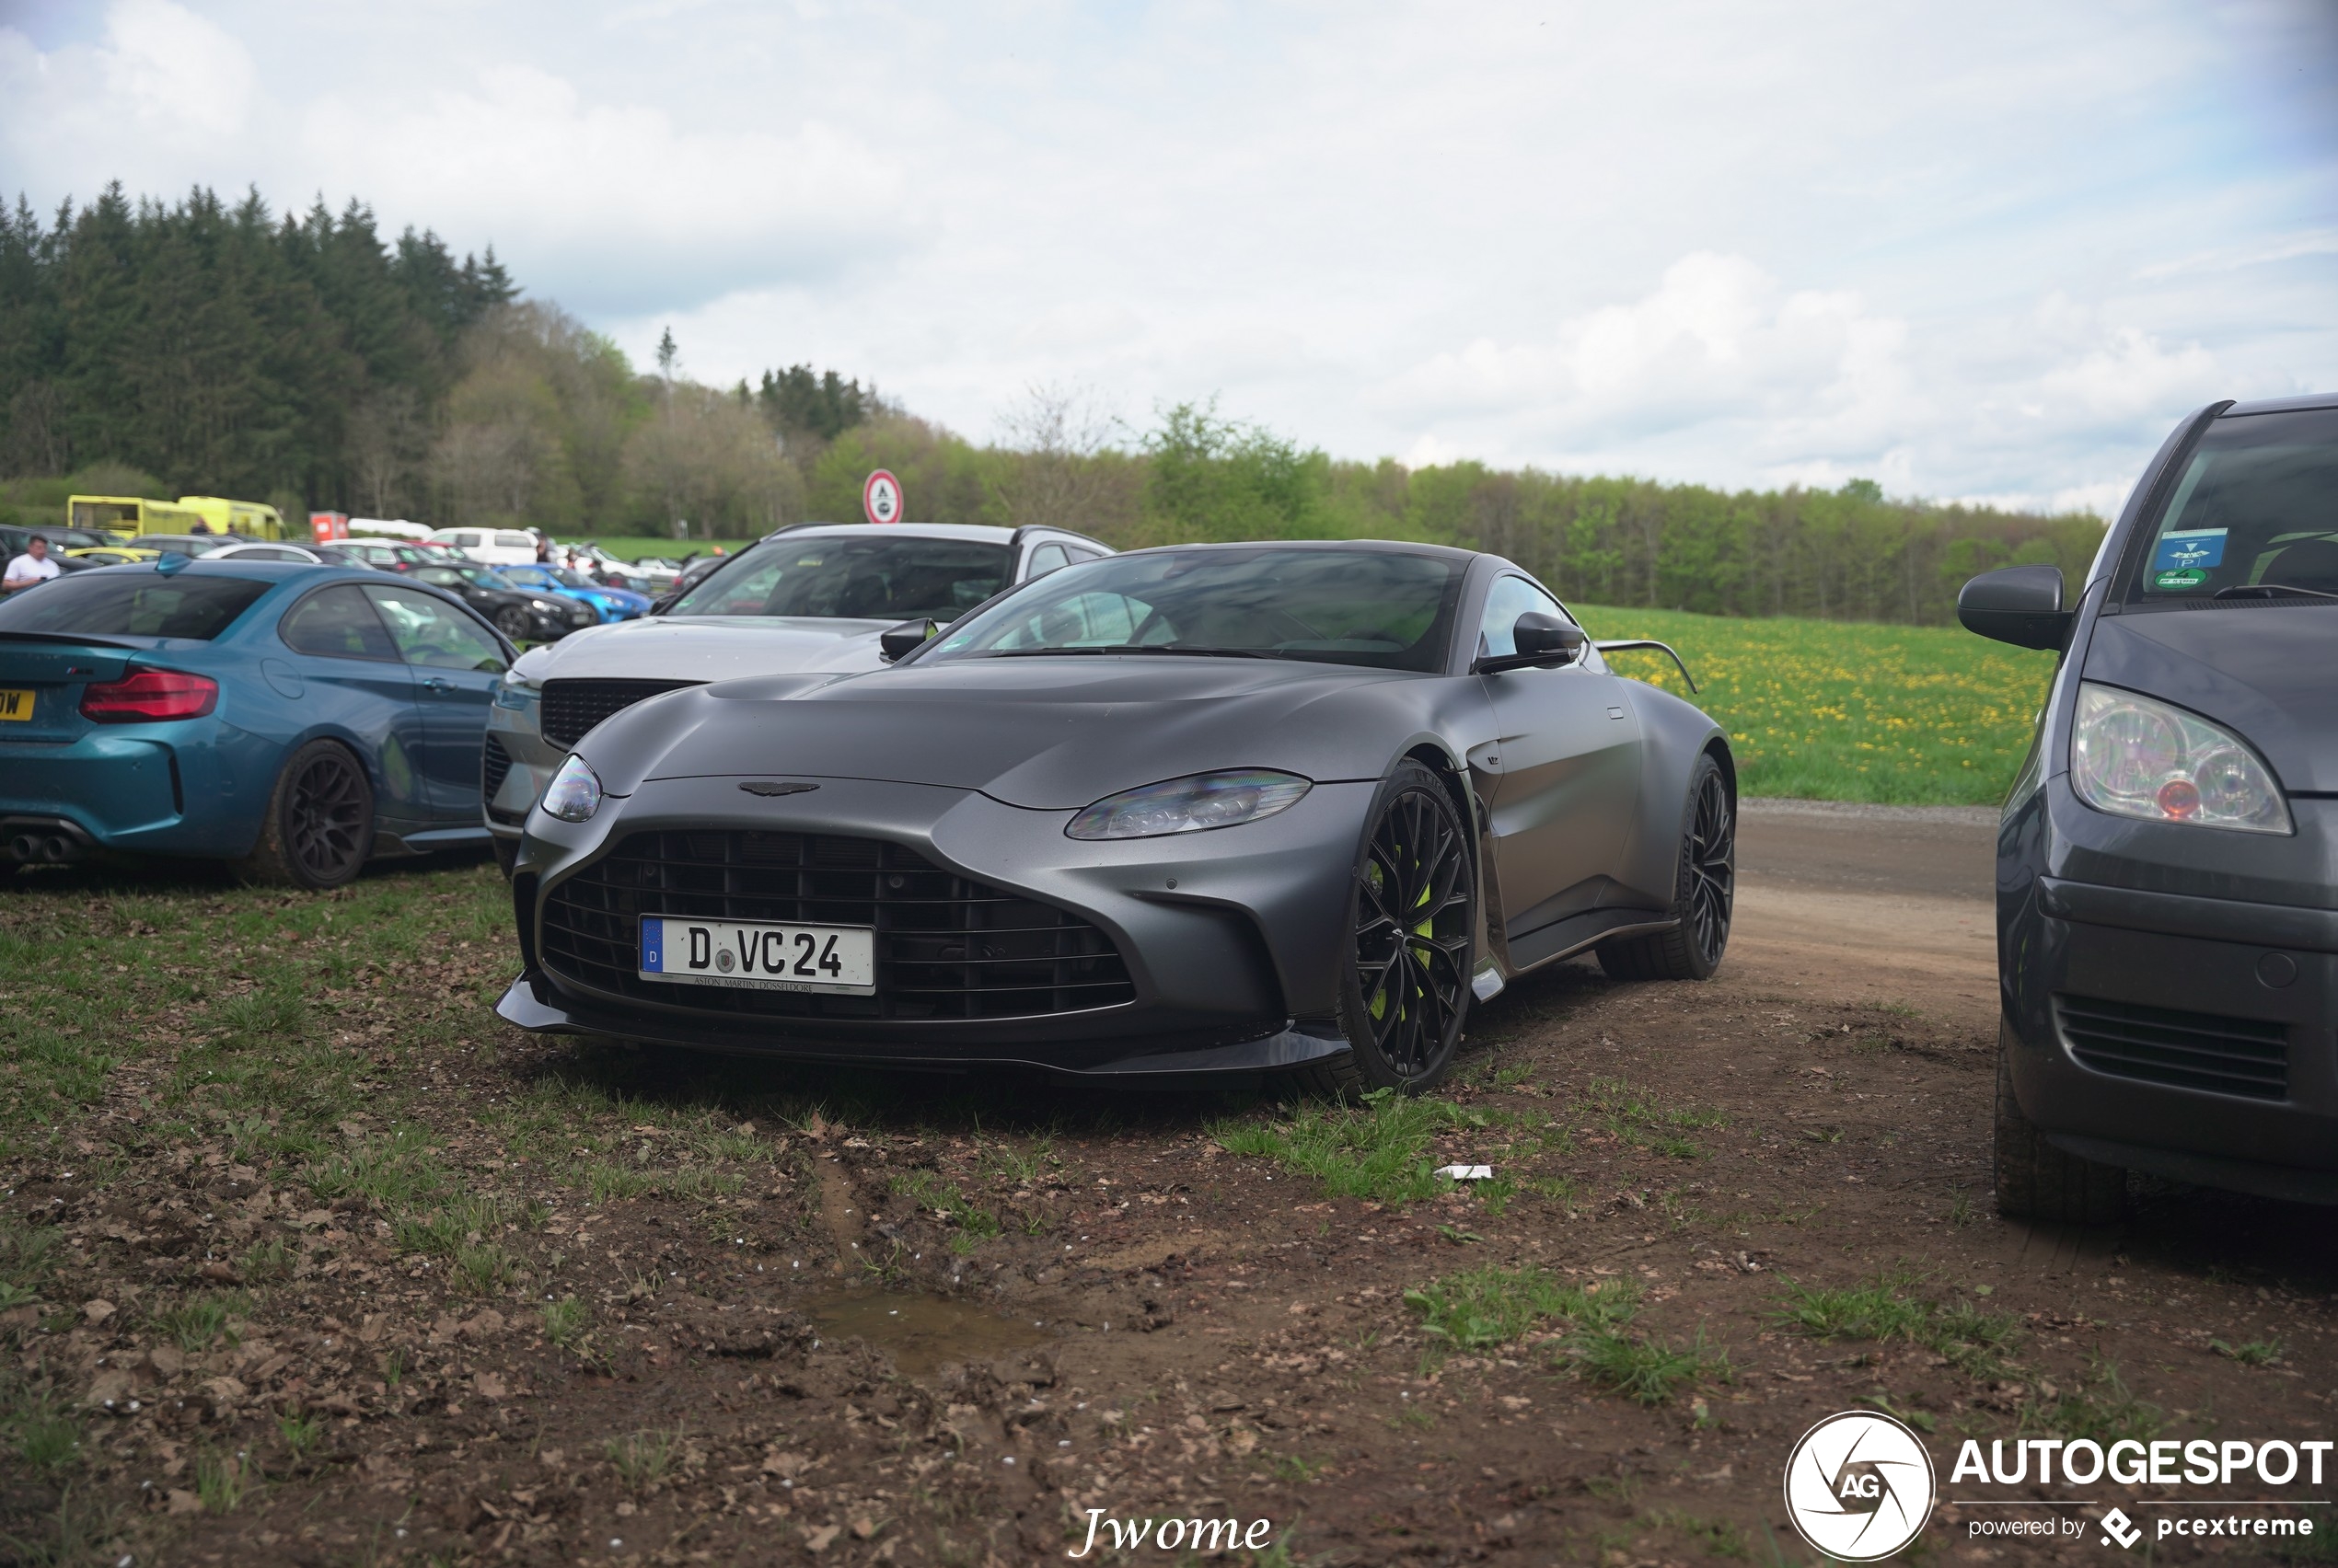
[{"left": 2056, "top": 994, "right": 2288, "bottom": 1101}]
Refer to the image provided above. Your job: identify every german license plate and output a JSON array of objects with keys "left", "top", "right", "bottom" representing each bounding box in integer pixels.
[
  {"left": 639, "top": 917, "right": 874, "bottom": 995},
  {"left": 0, "top": 689, "right": 31, "bottom": 721}
]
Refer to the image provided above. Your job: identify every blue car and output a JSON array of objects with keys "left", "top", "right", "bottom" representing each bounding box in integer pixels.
[
  {"left": 0, "top": 560, "right": 513, "bottom": 888},
  {"left": 493, "top": 565, "right": 653, "bottom": 624}
]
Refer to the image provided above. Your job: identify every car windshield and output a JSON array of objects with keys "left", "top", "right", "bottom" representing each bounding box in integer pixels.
[
  {"left": 2124, "top": 407, "right": 2338, "bottom": 604},
  {"left": 924, "top": 547, "right": 1467, "bottom": 672},
  {"left": 668, "top": 535, "right": 1013, "bottom": 621},
  {"left": 0, "top": 571, "right": 272, "bottom": 640}
]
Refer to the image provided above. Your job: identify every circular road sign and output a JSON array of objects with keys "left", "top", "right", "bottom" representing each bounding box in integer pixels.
[{"left": 862, "top": 470, "right": 903, "bottom": 526}]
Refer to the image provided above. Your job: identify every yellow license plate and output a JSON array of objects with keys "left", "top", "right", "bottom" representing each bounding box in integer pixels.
[{"left": 0, "top": 689, "right": 32, "bottom": 721}]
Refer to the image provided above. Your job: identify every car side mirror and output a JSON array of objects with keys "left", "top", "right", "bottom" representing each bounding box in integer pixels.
[
  {"left": 1473, "top": 611, "right": 1586, "bottom": 674},
  {"left": 1958, "top": 565, "right": 2070, "bottom": 651},
  {"left": 879, "top": 618, "right": 939, "bottom": 663}
]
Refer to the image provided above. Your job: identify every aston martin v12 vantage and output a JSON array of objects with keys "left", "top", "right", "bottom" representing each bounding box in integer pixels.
[{"left": 497, "top": 541, "right": 1735, "bottom": 1090}]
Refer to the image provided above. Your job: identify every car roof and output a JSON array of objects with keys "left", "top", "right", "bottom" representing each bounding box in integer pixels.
[
  {"left": 2222, "top": 392, "right": 2338, "bottom": 419},
  {"left": 767, "top": 522, "right": 1021, "bottom": 545},
  {"left": 1116, "top": 537, "right": 1485, "bottom": 564}
]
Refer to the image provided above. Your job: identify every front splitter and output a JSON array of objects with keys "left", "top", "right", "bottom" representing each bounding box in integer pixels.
[{"left": 493, "top": 974, "right": 1350, "bottom": 1083}]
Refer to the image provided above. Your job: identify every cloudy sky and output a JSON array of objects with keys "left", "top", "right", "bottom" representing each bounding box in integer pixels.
[{"left": 3, "top": 0, "right": 2332, "bottom": 513}]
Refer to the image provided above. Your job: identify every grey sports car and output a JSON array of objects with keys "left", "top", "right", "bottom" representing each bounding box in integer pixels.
[{"left": 496, "top": 541, "right": 1736, "bottom": 1090}]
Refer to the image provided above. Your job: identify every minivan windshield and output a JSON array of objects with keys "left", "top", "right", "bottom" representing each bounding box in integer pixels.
[
  {"left": 667, "top": 535, "right": 1012, "bottom": 621},
  {"left": 0, "top": 570, "right": 272, "bottom": 640},
  {"left": 2124, "top": 407, "right": 2338, "bottom": 604},
  {"left": 923, "top": 547, "right": 1466, "bottom": 673}
]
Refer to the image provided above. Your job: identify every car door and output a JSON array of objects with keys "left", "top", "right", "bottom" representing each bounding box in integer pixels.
[
  {"left": 275, "top": 584, "right": 432, "bottom": 831},
  {"left": 1472, "top": 574, "right": 1646, "bottom": 940},
  {"left": 363, "top": 582, "right": 511, "bottom": 824}
]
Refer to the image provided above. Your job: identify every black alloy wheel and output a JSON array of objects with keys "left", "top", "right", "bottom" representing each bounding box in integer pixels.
[
  {"left": 1682, "top": 763, "right": 1735, "bottom": 967},
  {"left": 1598, "top": 750, "right": 1734, "bottom": 982},
  {"left": 1337, "top": 759, "right": 1476, "bottom": 1091},
  {"left": 286, "top": 748, "right": 371, "bottom": 884},
  {"left": 495, "top": 605, "right": 533, "bottom": 640},
  {"left": 235, "top": 739, "right": 376, "bottom": 890}
]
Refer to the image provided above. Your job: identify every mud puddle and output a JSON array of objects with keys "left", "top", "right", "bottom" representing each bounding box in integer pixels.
[{"left": 803, "top": 1287, "right": 1054, "bottom": 1377}]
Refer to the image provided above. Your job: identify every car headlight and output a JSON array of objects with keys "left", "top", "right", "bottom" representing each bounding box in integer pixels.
[
  {"left": 540, "top": 755, "right": 603, "bottom": 823},
  {"left": 2071, "top": 682, "right": 2290, "bottom": 834},
  {"left": 528, "top": 597, "right": 563, "bottom": 613},
  {"left": 1067, "top": 769, "right": 1311, "bottom": 840},
  {"left": 494, "top": 668, "right": 538, "bottom": 709}
]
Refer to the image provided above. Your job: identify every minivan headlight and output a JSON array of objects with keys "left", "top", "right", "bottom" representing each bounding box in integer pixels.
[
  {"left": 2071, "top": 683, "right": 2290, "bottom": 833},
  {"left": 1067, "top": 769, "right": 1311, "bottom": 840},
  {"left": 540, "top": 755, "right": 603, "bottom": 823}
]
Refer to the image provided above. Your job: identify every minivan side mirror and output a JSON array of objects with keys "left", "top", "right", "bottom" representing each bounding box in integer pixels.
[
  {"left": 1473, "top": 611, "right": 1586, "bottom": 674},
  {"left": 1957, "top": 565, "right": 2071, "bottom": 651},
  {"left": 879, "top": 618, "right": 939, "bottom": 663}
]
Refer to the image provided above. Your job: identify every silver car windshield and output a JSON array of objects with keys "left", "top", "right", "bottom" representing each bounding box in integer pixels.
[
  {"left": 666, "top": 536, "right": 1012, "bottom": 621},
  {"left": 924, "top": 547, "right": 1466, "bottom": 673}
]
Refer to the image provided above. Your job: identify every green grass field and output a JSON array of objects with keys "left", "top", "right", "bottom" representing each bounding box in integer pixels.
[{"left": 1572, "top": 604, "right": 2056, "bottom": 806}]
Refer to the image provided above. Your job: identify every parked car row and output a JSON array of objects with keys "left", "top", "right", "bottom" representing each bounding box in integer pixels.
[{"left": 12, "top": 405, "right": 2331, "bottom": 1172}]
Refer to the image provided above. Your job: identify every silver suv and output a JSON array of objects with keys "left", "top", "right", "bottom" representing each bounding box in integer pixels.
[{"left": 482, "top": 522, "right": 1111, "bottom": 866}]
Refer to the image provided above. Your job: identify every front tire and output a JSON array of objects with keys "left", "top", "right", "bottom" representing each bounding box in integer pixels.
[
  {"left": 1598, "top": 750, "right": 1733, "bottom": 982},
  {"left": 1994, "top": 1020, "right": 2124, "bottom": 1222},
  {"left": 1329, "top": 759, "right": 1476, "bottom": 1094},
  {"left": 236, "top": 740, "right": 376, "bottom": 890},
  {"left": 495, "top": 606, "right": 533, "bottom": 641}
]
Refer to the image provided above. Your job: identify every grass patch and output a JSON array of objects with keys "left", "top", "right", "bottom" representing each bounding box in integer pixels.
[
  {"left": 606, "top": 1427, "right": 677, "bottom": 1492},
  {"left": 194, "top": 1448, "right": 250, "bottom": 1514},
  {"left": 1404, "top": 1264, "right": 1638, "bottom": 1356},
  {"left": 2029, "top": 1356, "right": 2161, "bottom": 1446},
  {"left": 894, "top": 1170, "right": 1001, "bottom": 1239},
  {"left": 276, "top": 1404, "right": 321, "bottom": 1463},
  {"left": 1579, "top": 602, "right": 2057, "bottom": 805},
  {"left": 1568, "top": 1325, "right": 1732, "bottom": 1405},
  {"left": 3, "top": 1377, "right": 81, "bottom": 1473},
  {"left": 1770, "top": 1274, "right": 2017, "bottom": 1376},
  {"left": 543, "top": 1297, "right": 590, "bottom": 1350},
  {"left": 1648, "top": 1509, "right": 1749, "bottom": 1560},
  {"left": 1212, "top": 1090, "right": 1493, "bottom": 1204},
  {"left": 154, "top": 1292, "right": 248, "bottom": 1355},
  {"left": 1575, "top": 1078, "right": 1724, "bottom": 1159}
]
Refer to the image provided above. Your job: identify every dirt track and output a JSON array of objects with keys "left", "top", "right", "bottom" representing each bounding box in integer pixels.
[{"left": 10, "top": 803, "right": 2337, "bottom": 1566}]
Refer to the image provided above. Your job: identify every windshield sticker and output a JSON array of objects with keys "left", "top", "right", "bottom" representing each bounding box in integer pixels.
[
  {"left": 2152, "top": 568, "right": 2210, "bottom": 591},
  {"left": 2152, "top": 528, "right": 2227, "bottom": 571}
]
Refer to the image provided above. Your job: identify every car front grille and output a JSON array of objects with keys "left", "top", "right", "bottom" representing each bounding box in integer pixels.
[
  {"left": 2057, "top": 994, "right": 2289, "bottom": 1101},
  {"left": 538, "top": 830, "right": 1136, "bottom": 1021},
  {"left": 538, "top": 678, "right": 702, "bottom": 749}
]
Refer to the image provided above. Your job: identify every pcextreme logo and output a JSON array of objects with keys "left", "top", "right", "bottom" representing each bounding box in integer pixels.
[{"left": 1783, "top": 1411, "right": 1938, "bottom": 1561}]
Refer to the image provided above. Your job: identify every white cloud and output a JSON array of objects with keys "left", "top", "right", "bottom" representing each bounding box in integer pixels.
[
  {"left": 300, "top": 65, "right": 904, "bottom": 314},
  {"left": 0, "top": 0, "right": 2332, "bottom": 511}
]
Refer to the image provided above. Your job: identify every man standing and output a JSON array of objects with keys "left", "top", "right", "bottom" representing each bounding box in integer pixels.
[{"left": 3, "top": 535, "right": 60, "bottom": 593}]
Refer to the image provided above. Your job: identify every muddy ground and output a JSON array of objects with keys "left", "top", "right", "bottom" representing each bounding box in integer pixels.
[{"left": 3, "top": 801, "right": 2334, "bottom": 1567}]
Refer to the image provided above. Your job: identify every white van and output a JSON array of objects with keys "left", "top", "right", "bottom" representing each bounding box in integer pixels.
[{"left": 429, "top": 527, "right": 541, "bottom": 566}]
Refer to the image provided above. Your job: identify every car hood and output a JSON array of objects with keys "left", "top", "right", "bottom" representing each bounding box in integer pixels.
[
  {"left": 585, "top": 655, "right": 1428, "bottom": 810},
  {"left": 582, "top": 586, "right": 653, "bottom": 610},
  {"left": 511, "top": 615, "right": 897, "bottom": 684},
  {"left": 2084, "top": 608, "right": 2338, "bottom": 792}
]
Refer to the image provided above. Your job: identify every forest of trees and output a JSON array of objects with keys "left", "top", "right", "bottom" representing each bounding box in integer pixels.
[{"left": 0, "top": 184, "right": 2103, "bottom": 625}]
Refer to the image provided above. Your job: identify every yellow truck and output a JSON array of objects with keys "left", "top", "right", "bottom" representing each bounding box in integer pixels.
[{"left": 65, "top": 495, "right": 285, "bottom": 541}]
